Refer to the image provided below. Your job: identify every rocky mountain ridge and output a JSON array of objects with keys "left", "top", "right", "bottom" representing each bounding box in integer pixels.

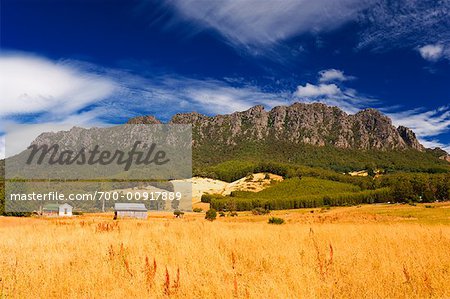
[{"left": 128, "top": 102, "right": 426, "bottom": 151}]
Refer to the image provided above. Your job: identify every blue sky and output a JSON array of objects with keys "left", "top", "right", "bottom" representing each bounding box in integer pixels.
[{"left": 1, "top": 0, "right": 450, "bottom": 156}]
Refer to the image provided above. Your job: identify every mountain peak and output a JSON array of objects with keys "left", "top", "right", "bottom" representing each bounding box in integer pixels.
[
  {"left": 244, "top": 105, "right": 265, "bottom": 113},
  {"left": 126, "top": 115, "right": 162, "bottom": 124}
]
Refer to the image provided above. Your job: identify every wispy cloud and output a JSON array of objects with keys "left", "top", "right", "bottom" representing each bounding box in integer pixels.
[
  {"left": 388, "top": 106, "right": 450, "bottom": 138},
  {"left": 161, "top": 0, "right": 449, "bottom": 58},
  {"left": 138, "top": 79, "right": 286, "bottom": 118},
  {"left": 164, "top": 0, "right": 373, "bottom": 50},
  {"left": 0, "top": 52, "right": 289, "bottom": 125},
  {"left": 358, "top": 0, "right": 450, "bottom": 52},
  {"left": 180, "top": 80, "right": 287, "bottom": 114},
  {"left": 88, "top": 74, "right": 290, "bottom": 122}
]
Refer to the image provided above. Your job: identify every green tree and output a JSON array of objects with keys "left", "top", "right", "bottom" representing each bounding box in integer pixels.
[
  {"left": 391, "top": 179, "right": 414, "bottom": 201},
  {"left": 205, "top": 208, "right": 217, "bottom": 221}
]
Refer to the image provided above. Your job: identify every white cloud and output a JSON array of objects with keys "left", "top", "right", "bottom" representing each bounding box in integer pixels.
[
  {"left": 295, "top": 83, "right": 341, "bottom": 97},
  {"left": 319, "top": 69, "right": 354, "bottom": 82},
  {"left": 165, "top": 0, "right": 374, "bottom": 48},
  {"left": 388, "top": 106, "right": 450, "bottom": 138},
  {"left": 0, "top": 53, "right": 120, "bottom": 158},
  {"left": 418, "top": 44, "right": 445, "bottom": 61},
  {"left": 0, "top": 53, "right": 117, "bottom": 118},
  {"left": 293, "top": 71, "right": 377, "bottom": 114}
]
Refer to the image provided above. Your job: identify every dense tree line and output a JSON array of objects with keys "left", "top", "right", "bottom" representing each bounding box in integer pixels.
[
  {"left": 378, "top": 173, "right": 450, "bottom": 202},
  {"left": 208, "top": 188, "right": 392, "bottom": 211}
]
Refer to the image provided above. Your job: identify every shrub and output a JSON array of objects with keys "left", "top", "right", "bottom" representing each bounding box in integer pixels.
[
  {"left": 219, "top": 211, "right": 226, "bottom": 217},
  {"left": 320, "top": 206, "right": 331, "bottom": 213},
  {"left": 205, "top": 209, "right": 217, "bottom": 221},
  {"left": 268, "top": 217, "right": 285, "bottom": 225},
  {"left": 201, "top": 193, "right": 224, "bottom": 203},
  {"left": 193, "top": 207, "right": 203, "bottom": 213},
  {"left": 173, "top": 210, "right": 184, "bottom": 218},
  {"left": 201, "top": 194, "right": 213, "bottom": 203}
]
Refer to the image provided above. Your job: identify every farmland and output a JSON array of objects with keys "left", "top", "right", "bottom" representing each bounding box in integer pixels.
[
  {"left": 194, "top": 161, "right": 450, "bottom": 211},
  {"left": 1, "top": 202, "right": 449, "bottom": 298},
  {"left": 205, "top": 177, "right": 391, "bottom": 210}
]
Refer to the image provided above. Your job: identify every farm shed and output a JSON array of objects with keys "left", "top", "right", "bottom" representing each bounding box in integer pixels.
[
  {"left": 114, "top": 203, "right": 148, "bottom": 219},
  {"left": 42, "top": 203, "right": 73, "bottom": 217}
]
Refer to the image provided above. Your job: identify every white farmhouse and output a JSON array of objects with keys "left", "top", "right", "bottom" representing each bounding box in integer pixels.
[
  {"left": 59, "top": 203, "right": 73, "bottom": 217},
  {"left": 114, "top": 203, "right": 147, "bottom": 219}
]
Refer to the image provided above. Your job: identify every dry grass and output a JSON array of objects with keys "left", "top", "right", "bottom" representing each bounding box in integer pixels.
[{"left": 1, "top": 204, "right": 450, "bottom": 298}]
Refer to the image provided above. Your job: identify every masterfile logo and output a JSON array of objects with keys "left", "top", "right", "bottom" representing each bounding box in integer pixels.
[
  {"left": 4, "top": 124, "right": 193, "bottom": 213},
  {"left": 26, "top": 141, "right": 170, "bottom": 171}
]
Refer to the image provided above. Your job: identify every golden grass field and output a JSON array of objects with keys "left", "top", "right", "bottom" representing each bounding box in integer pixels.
[{"left": 1, "top": 203, "right": 450, "bottom": 298}]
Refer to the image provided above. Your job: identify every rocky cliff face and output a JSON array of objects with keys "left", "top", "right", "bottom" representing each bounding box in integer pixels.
[
  {"left": 397, "top": 126, "right": 424, "bottom": 150},
  {"left": 128, "top": 103, "right": 425, "bottom": 151}
]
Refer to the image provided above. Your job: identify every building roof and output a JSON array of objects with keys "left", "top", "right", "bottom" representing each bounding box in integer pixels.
[
  {"left": 43, "top": 204, "right": 60, "bottom": 211},
  {"left": 114, "top": 203, "right": 147, "bottom": 211},
  {"left": 43, "top": 203, "right": 73, "bottom": 211}
]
